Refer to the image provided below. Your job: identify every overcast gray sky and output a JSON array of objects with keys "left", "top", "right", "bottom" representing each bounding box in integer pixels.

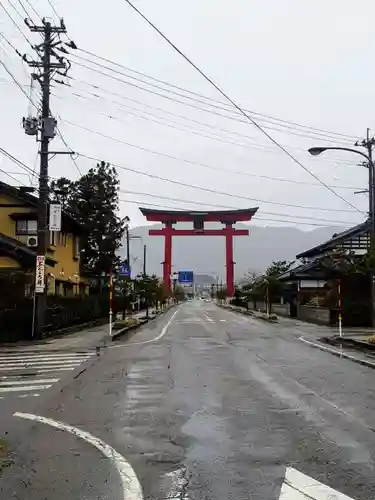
[{"left": 0, "top": 0, "right": 373, "bottom": 230}]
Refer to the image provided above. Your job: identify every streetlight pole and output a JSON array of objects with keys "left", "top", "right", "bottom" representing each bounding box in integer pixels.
[
  {"left": 143, "top": 244, "right": 149, "bottom": 318},
  {"left": 308, "top": 142, "right": 375, "bottom": 328},
  {"left": 130, "top": 236, "right": 148, "bottom": 316}
]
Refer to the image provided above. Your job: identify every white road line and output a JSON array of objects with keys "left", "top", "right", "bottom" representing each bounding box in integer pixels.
[
  {"left": 0, "top": 360, "right": 86, "bottom": 368},
  {"left": 111, "top": 308, "right": 180, "bottom": 348},
  {"left": 0, "top": 355, "right": 91, "bottom": 363},
  {"left": 17, "top": 393, "right": 40, "bottom": 398},
  {"left": 203, "top": 312, "right": 214, "bottom": 323},
  {"left": 299, "top": 336, "right": 375, "bottom": 368},
  {"left": 0, "top": 384, "right": 52, "bottom": 392},
  {"left": 14, "top": 412, "right": 144, "bottom": 500},
  {"left": 0, "top": 364, "right": 80, "bottom": 372},
  {"left": 279, "top": 467, "right": 355, "bottom": 499},
  {"left": 0, "top": 356, "right": 92, "bottom": 363},
  {"left": 0, "top": 353, "right": 93, "bottom": 361},
  {"left": 0, "top": 393, "right": 40, "bottom": 400},
  {"left": 30, "top": 367, "right": 76, "bottom": 373},
  {"left": 0, "top": 378, "right": 59, "bottom": 386}
]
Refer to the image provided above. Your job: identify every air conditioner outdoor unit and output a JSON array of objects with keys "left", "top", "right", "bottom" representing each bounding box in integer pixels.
[{"left": 26, "top": 236, "right": 38, "bottom": 247}]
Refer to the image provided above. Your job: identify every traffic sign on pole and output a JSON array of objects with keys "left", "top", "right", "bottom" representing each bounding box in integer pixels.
[
  {"left": 178, "top": 271, "right": 194, "bottom": 283},
  {"left": 119, "top": 261, "right": 130, "bottom": 277}
]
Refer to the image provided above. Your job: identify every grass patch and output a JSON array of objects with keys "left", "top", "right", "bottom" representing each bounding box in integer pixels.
[{"left": 113, "top": 317, "right": 140, "bottom": 330}]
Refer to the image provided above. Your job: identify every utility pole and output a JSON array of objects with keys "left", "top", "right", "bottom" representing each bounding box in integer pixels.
[
  {"left": 125, "top": 224, "right": 131, "bottom": 276},
  {"left": 358, "top": 130, "right": 375, "bottom": 328},
  {"left": 143, "top": 244, "right": 149, "bottom": 318},
  {"left": 143, "top": 244, "right": 147, "bottom": 277},
  {"left": 23, "top": 18, "right": 70, "bottom": 337}
]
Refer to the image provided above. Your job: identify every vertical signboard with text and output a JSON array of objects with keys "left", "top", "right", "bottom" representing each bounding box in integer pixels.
[
  {"left": 35, "top": 255, "right": 45, "bottom": 293},
  {"left": 49, "top": 203, "right": 62, "bottom": 231}
]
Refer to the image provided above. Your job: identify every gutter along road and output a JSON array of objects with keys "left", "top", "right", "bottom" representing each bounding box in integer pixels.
[{"left": 0, "top": 300, "right": 374, "bottom": 499}]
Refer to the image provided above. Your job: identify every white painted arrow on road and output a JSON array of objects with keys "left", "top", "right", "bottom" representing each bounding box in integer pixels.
[{"left": 280, "top": 467, "right": 355, "bottom": 499}]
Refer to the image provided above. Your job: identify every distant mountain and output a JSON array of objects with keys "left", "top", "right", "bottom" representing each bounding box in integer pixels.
[{"left": 119, "top": 223, "right": 344, "bottom": 281}]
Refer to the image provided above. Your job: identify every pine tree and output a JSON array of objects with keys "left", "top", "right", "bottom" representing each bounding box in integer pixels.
[{"left": 51, "top": 161, "right": 125, "bottom": 276}]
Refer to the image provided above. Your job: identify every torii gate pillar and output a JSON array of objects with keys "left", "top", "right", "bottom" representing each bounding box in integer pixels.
[{"left": 139, "top": 208, "right": 258, "bottom": 297}]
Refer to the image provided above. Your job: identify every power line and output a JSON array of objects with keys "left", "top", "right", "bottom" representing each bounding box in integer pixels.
[
  {"left": 0, "top": 148, "right": 350, "bottom": 228},
  {"left": 118, "top": 199, "right": 349, "bottom": 228},
  {"left": 0, "top": 55, "right": 37, "bottom": 108},
  {"left": 55, "top": 124, "right": 82, "bottom": 176},
  {"left": 0, "top": 28, "right": 23, "bottom": 56},
  {"left": 0, "top": 29, "right": 40, "bottom": 109},
  {"left": 54, "top": 75, "right": 360, "bottom": 169},
  {"left": 65, "top": 120, "right": 366, "bottom": 207},
  {"left": 0, "top": 165, "right": 24, "bottom": 185},
  {"left": 0, "top": 1, "right": 34, "bottom": 49},
  {"left": 122, "top": 0, "right": 363, "bottom": 215},
  {"left": 0, "top": 146, "right": 38, "bottom": 176},
  {"left": 0, "top": 141, "right": 355, "bottom": 225},
  {"left": 69, "top": 56, "right": 355, "bottom": 147},
  {"left": 54, "top": 78, "right": 359, "bottom": 167},
  {"left": 7, "top": 0, "right": 26, "bottom": 23},
  {"left": 119, "top": 188, "right": 354, "bottom": 225},
  {"left": 23, "top": 0, "right": 42, "bottom": 21},
  {"left": 56, "top": 98, "right": 362, "bottom": 191},
  {"left": 14, "top": 0, "right": 31, "bottom": 19},
  {"left": 77, "top": 151, "right": 362, "bottom": 214},
  {"left": 47, "top": 0, "right": 59, "bottom": 18},
  {"left": 75, "top": 47, "right": 358, "bottom": 143}
]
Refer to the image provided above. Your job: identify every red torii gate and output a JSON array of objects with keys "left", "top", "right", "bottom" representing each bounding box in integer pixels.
[{"left": 139, "top": 207, "right": 258, "bottom": 296}]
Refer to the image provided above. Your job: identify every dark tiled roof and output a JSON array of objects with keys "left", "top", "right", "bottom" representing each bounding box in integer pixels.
[
  {"left": 0, "top": 233, "right": 56, "bottom": 267},
  {"left": 296, "top": 219, "right": 370, "bottom": 259},
  {"left": 0, "top": 181, "right": 85, "bottom": 234},
  {"left": 278, "top": 260, "right": 327, "bottom": 281}
]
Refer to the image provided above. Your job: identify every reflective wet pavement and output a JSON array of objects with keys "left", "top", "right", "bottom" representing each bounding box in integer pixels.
[{"left": 1, "top": 300, "right": 375, "bottom": 499}]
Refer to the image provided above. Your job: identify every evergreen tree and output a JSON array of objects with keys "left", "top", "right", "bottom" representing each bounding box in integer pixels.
[{"left": 51, "top": 161, "right": 125, "bottom": 275}]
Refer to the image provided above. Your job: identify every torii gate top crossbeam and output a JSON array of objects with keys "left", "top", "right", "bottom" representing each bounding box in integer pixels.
[{"left": 139, "top": 207, "right": 258, "bottom": 223}]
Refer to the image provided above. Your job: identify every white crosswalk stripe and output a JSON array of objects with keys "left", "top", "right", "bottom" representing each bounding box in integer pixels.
[{"left": 0, "top": 350, "right": 95, "bottom": 400}]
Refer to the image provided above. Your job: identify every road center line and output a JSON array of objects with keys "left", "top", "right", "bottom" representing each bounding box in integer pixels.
[{"left": 14, "top": 412, "right": 144, "bottom": 500}]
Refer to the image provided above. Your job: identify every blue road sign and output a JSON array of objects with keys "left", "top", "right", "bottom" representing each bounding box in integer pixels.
[
  {"left": 178, "top": 271, "right": 194, "bottom": 283},
  {"left": 119, "top": 261, "right": 130, "bottom": 277}
]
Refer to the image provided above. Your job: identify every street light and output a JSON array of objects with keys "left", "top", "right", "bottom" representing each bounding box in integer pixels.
[
  {"left": 124, "top": 216, "right": 131, "bottom": 277},
  {"left": 130, "top": 236, "right": 149, "bottom": 317},
  {"left": 308, "top": 145, "right": 375, "bottom": 327},
  {"left": 308, "top": 146, "right": 372, "bottom": 163},
  {"left": 308, "top": 146, "right": 374, "bottom": 228}
]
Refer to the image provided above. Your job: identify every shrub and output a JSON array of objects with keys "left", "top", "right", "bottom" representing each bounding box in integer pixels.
[{"left": 113, "top": 317, "right": 139, "bottom": 330}]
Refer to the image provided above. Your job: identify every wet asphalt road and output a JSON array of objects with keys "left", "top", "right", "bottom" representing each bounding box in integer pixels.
[{"left": 1, "top": 300, "right": 375, "bottom": 499}]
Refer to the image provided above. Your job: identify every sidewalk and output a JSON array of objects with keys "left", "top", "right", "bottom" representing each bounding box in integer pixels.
[
  {"left": 220, "top": 303, "right": 375, "bottom": 344},
  {"left": 0, "top": 310, "right": 148, "bottom": 353},
  {"left": 218, "top": 303, "right": 375, "bottom": 367}
]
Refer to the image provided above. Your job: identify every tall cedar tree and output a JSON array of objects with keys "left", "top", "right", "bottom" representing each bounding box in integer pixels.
[{"left": 51, "top": 161, "right": 125, "bottom": 275}]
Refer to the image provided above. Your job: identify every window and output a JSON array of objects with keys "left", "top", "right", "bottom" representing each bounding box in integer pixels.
[
  {"left": 16, "top": 219, "right": 37, "bottom": 235},
  {"left": 59, "top": 232, "right": 67, "bottom": 247},
  {"left": 49, "top": 231, "right": 58, "bottom": 246},
  {"left": 73, "top": 235, "right": 80, "bottom": 259}
]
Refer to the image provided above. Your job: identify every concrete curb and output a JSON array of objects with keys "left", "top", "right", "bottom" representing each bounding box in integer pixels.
[
  {"left": 111, "top": 307, "right": 174, "bottom": 341},
  {"left": 111, "top": 319, "right": 149, "bottom": 341},
  {"left": 216, "top": 303, "right": 278, "bottom": 323},
  {"left": 325, "top": 335, "right": 375, "bottom": 352},
  {"left": 299, "top": 336, "right": 375, "bottom": 369}
]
